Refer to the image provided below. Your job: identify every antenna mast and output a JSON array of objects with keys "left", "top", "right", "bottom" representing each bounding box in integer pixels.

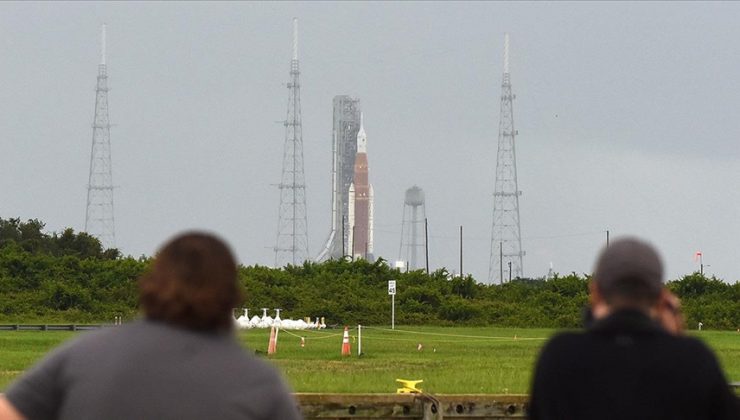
[
  {"left": 85, "top": 24, "right": 116, "bottom": 249},
  {"left": 488, "top": 33, "right": 524, "bottom": 283},
  {"left": 274, "top": 18, "right": 310, "bottom": 266}
]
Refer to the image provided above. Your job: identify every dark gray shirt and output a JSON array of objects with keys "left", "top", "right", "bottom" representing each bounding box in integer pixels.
[{"left": 6, "top": 320, "right": 303, "bottom": 420}]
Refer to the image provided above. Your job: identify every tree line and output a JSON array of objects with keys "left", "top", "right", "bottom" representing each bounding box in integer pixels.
[{"left": 0, "top": 218, "right": 738, "bottom": 329}]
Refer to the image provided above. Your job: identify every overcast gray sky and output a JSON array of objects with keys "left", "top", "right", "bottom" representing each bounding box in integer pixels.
[{"left": 2, "top": 2, "right": 739, "bottom": 283}]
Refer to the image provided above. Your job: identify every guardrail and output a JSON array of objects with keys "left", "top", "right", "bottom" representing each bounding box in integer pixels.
[
  {"left": 295, "top": 394, "right": 528, "bottom": 419},
  {"left": 0, "top": 324, "right": 110, "bottom": 331}
]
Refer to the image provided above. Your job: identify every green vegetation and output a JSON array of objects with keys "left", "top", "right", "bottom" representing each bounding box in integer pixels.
[
  {"left": 241, "top": 260, "right": 591, "bottom": 328},
  {"left": 0, "top": 218, "right": 122, "bottom": 260},
  {"left": 0, "top": 217, "right": 738, "bottom": 330},
  {"left": 0, "top": 218, "right": 146, "bottom": 323},
  {"left": 2, "top": 327, "right": 738, "bottom": 393},
  {"left": 668, "top": 274, "right": 740, "bottom": 330}
]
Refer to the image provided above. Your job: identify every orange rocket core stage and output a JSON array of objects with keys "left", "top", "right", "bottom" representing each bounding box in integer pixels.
[
  {"left": 352, "top": 152, "right": 370, "bottom": 257},
  {"left": 348, "top": 114, "right": 373, "bottom": 260}
]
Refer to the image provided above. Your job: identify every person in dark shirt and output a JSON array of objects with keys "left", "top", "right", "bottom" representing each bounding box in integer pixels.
[{"left": 529, "top": 237, "right": 739, "bottom": 420}]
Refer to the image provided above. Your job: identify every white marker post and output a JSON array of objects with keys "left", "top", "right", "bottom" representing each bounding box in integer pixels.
[
  {"left": 388, "top": 280, "right": 396, "bottom": 329},
  {"left": 357, "top": 324, "right": 362, "bottom": 356}
]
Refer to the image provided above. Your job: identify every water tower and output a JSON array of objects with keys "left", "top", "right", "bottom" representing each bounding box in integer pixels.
[{"left": 399, "top": 186, "right": 426, "bottom": 270}]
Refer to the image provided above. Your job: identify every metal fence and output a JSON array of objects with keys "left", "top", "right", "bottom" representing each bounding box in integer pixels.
[{"left": 0, "top": 324, "right": 110, "bottom": 331}]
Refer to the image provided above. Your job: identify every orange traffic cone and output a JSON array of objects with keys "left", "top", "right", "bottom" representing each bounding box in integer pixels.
[
  {"left": 268, "top": 326, "right": 277, "bottom": 355},
  {"left": 341, "top": 326, "right": 351, "bottom": 356}
]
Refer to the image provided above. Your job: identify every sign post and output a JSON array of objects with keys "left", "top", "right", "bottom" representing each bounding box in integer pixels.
[{"left": 388, "top": 280, "right": 396, "bottom": 330}]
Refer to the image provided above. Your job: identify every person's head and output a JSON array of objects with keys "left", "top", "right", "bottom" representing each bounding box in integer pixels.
[
  {"left": 139, "top": 232, "right": 244, "bottom": 331},
  {"left": 590, "top": 237, "right": 664, "bottom": 314}
]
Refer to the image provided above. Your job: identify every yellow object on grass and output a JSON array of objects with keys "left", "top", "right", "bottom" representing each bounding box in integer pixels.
[{"left": 396, "top": 379, "right": 423, "bottom": 394}]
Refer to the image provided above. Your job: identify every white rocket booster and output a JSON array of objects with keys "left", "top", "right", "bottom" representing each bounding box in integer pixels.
[
  {"left": 368, "top": 184, "right": 374, "bottom": 254},
  {"left": 348, "top": 182, "right": 355, "bottom": 252}
]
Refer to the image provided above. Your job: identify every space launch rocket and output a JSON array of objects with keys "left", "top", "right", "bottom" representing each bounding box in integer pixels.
[{"left": 347, "top": 115, "right": 374, "bottom": 260}]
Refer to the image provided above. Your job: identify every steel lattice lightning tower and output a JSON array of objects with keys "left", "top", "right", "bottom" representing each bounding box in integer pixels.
[
  {"left": 274, "top": 18, "right": 309, "bottom": 267},
  {"left": 85, "top": 24, "right": 115, "bottom": 249},
  {"left": 488, "top": 33, "right": 524, "bottom": 284}
]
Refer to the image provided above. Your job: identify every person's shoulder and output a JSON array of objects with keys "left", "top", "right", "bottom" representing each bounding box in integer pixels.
[
  {"left": 647, "top": 332, "right": 714, "bottom": 354},
  {"left": 213, "top": 343, "right": 295, "bottom": 397},
  {"left": 669, "top": 334, "right": 724, "bottom": 363},
  {"left": 68, "top": 320, "right": 143, "bottom": 344},
  {"left": 225, "top": 345, "right": 281, "bottom": 376},
  {"left": 535, "top": 330, "right": 588, "bottom": 364},
  {"left": 676, "top": 334, "right": 715, "bottom": 350},
  {"left": 48, "top": 324, "right": 119, "bottom": 353},
  {"left": 541, "top": 330, "right": 587, "bottom": 350},
  {"left": 52, "top": 320, "right": 166, "bottom": 360}
]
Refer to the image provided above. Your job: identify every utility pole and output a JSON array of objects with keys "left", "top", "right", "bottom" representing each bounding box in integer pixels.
[
  {"left": 351, "top": 225, "right": 356, "bottom": 260},
  {"left": 342, "top": 216, "right": 346, "bottom": 257},
  {"left": 694, "top": 251, "right": 705, "bottom": 276},
  {"left": 424, "top": 217, "right": 429, "bottom": 274},
  {"left": 459, "top": 225, "right": 463, "bottom": 277},
  {"left": 499, "top": 241, "right": 503, "bottom": 285}
]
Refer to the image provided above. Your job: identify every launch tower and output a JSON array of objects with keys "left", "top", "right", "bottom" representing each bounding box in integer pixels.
[
  {"left": 488, "top": 33, "right": 525, "bottom": 283},
  {"left": 274, "top": 18, "right": 309, "bottom": 266},
  {"left": 85, "top": 24, "right": 115, "bottom": 249},
  {"left": 316, "top": 96, "right": 362, "bottom": 261}
]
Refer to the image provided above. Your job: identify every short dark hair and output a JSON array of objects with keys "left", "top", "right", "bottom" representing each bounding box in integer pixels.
[
  {"left": 593, "top": 237, "right": 663, "bottom": 309},
  {"left": 139, "top": 232, "right": 244, "bottom": 331}
]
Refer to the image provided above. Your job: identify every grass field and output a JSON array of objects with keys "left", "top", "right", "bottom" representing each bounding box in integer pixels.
[{"left": 1, "top": 326, "right": 738, "bottom": 394}]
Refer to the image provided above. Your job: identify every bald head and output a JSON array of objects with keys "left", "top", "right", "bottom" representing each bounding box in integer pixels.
[{"left": 593, "top": 237, "right": 664, "bottom": 310}]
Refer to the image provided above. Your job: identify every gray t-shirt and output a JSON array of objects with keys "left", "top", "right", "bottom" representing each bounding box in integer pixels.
[{"left": 6, "top": 320, "right": 303, "bottom": 420}]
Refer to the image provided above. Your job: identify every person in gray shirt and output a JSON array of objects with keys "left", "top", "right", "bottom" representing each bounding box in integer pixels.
[{"left": 0, "top": 232, "right": 303, "bottom": 420}]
